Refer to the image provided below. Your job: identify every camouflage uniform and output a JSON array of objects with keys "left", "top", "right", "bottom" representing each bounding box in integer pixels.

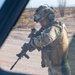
[
  {"left": 18, "top": 5, "right": 71, "bottom": 75},
  {"left": 29, "top": 21, "right": 71, "bottom": 75}
]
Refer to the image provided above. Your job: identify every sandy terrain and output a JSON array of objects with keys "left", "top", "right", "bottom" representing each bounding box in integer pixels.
[
  {"left": 0, "top": 14, "right": 75, "bottom": 75},
  {"left": 0, "top": 26, "right": 48, "bottom": 75}
]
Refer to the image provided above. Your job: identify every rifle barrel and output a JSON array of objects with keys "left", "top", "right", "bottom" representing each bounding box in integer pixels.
[{"left": 10, "top": 58, "right": 20, "bottom": 70}]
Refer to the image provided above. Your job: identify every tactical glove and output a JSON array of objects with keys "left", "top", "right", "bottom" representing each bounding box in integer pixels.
[{"left": 17, "top": 43, "right": 34, "bottom": 58}]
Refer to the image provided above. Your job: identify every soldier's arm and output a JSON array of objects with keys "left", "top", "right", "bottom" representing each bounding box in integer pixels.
[{"left": 30, "top": 26, "right": 61, "bottom": 49}]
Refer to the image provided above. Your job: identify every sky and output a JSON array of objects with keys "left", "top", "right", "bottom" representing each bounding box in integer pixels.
[
  {"left": 27, "top": 0, "right": 75, "bottom": 7},
  {"left": 0, "top": 0, "right": 75, "bottom": 8}
]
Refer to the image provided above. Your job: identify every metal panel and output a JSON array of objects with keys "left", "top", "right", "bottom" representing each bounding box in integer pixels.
[{"left": 0, "top": 0, "right": 29, "bottom": 47}]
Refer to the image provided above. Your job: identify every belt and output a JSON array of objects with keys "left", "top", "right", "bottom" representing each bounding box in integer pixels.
[
  {"left": 52, "top": 60, "right": 68, "bottom": 67},
  {"left": 52, "top": 63, "right": 61, "bottom": 67},
  {"left": 51, "top": 60, "right": 62, "bottom": 67}
]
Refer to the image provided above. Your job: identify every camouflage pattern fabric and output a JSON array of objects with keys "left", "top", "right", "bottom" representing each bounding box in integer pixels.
[
  {"left": 48, "top": 66, "right": 63, "bottom": 75},
  {"left": 48, "top": 61, "right": 71, "bottom": 75},
  {"left": 30, "top": 21, "right": 71, "bottom": 75}
]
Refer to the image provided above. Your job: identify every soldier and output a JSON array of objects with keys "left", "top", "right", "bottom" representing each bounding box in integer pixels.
[{"left": 17, "top": 5, "right": 71, "bottom": 75}]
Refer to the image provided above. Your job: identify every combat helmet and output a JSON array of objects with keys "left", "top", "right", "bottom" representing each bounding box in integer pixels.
[{"left": 34, "top": 5, "right": 56, "bottom": 22}]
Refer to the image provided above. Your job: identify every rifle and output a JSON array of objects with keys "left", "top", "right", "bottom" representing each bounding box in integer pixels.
[
  {"left": 10, "top": 28, "right": 36, "bottom": 70},
  {"left": 10, "top": 53, "right": 29, "bottom": 70}
]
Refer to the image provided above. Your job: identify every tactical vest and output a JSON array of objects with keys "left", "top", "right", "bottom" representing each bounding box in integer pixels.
[{"left": 41, "top": 23, "right": 69, "bottom": 67}]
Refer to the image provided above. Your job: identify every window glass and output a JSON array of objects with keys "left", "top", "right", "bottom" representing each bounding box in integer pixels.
[{"left": 0, "top": 0, "right": 6, "bottom": 9}]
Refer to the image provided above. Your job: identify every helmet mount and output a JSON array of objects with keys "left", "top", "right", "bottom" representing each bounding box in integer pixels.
[{"left": 34, "top": 5, "right": 56, "bottom": 22}]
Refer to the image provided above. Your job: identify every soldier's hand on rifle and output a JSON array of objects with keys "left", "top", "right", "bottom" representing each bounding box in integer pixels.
[
  {"left": 16, "top": 43, "right": 34, "bottom": 58},
  {"left": 10, "top": 43, "right": 33, "bottom": 70}
]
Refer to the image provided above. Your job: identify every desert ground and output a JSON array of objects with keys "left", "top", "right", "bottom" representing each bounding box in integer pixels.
[{"left": 0, "top": 8, "right": 75, "bottom": 75}]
